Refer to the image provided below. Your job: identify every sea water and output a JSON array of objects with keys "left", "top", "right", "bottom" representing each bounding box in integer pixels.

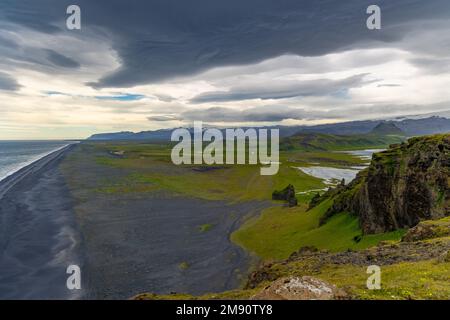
[{"left": 0, "top": 140, "right": 72, "bottom": 182}]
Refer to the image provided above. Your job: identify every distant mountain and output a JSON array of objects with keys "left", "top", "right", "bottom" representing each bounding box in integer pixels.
[
  {"left": 88, "top": 129, "right": 174, "bottom": 141},
  {"left": 294, "top": 116, "right": 450, "bottom": 136},
  {"left": 395, "top": 116, "right": 450, "bottom": 136},
  {"left": 88, "top": 131, "right": 135, "bottom": 140},
  {"left": 369, "top": 122, "right": 404, "bottom": 135},
  {"left": 86, "top": 116, "right": 450, "bottom": 141}
]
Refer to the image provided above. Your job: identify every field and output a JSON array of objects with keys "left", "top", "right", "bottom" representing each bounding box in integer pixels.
[
  {"left": 82, "top": 135, "right": 404, "bottom": 263},
  {"left": 62, "top": 134, "right": 450, "bottom": 300}
]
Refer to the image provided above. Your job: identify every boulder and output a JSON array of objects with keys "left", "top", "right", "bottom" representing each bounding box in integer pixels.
[
  {"left": 272, "top": 184, "right": 298, "bottom": 207},
  {"left": 252, "top": 276, "right": 348, "bottom": 300}
]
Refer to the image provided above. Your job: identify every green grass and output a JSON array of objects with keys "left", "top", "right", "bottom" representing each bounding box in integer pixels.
[
  {"left": 94, "top": 152, "right": 329, "bottom": 202},
  {"left": 178, "top": 262, "right": 190, "bottom": 270},
  {"left": 281, "top": 133, "right": 405, "bottom": 152},
  {"left": 232, "top": 199, "right": 405, "bottom": 260},
  {"left": 136, "top": 258, "right": 450, "bottom": 300},
  {"left": 198, "top": 224, "right": 214, "bottom": 232},
  {"left": 91, "top": 141, "right": 367, "bottom": 203},
  {"left": 284, "top": 259, "right": 450, "bottom": 300}
]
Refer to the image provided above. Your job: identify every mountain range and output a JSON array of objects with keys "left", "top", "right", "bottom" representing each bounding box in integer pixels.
[{"left": 87, "top": 116, "right": 450, "bottom": 141}]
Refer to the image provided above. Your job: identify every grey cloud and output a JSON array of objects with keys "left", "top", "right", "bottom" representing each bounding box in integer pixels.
[
  {"left": 0, "top": 72, "right": 21, "bottom": 91},
  {"left": 1, "top": 0, "right": 449, "bottom": 88},
  {"left": 409, "top": 57, "right": 450, "bottom": 74},
  {"left": 377, "top": 84, "right": 402, "bottom": 87},
  {"left": 0, "top": 31, "right": 84, "bottom": 74},
  {"left": 190, "top": 74, "right": 372, "bottom": 103},
  {"left": 148, "top": 101, "right": 450, "bottom": 123},
  {"left": 147, "top": 115, "right": 181, "bottom": 122},
  {"left": 155, "top": 105, "right": 332, "bottom": 123},
  {"left": 45, "top": 49, "right": 80, "bottom": 68},
  {"left": 154, "top": 94, "right": 175, "bottom": 103}
]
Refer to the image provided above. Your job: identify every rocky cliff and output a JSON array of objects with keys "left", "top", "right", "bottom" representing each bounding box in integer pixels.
[{"left": 314, "top": 134, "right": 449, "bottom": 234}]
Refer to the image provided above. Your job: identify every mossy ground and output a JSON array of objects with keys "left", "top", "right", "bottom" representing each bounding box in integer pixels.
[
  {"left": 252, "top": 258, "right": 450, "bottom": 300},
  {"left": 135, "top": 257, "right": 450, "bottom": 300}
]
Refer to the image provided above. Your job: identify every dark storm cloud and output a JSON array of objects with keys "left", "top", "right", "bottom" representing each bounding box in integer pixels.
[
  {"left": 190, "top": 74, "right": 371, "bottom": 103},
  {"left": 0, "top": 72, "right": 21, "bottom": 91},
  {"left": 45, "top": 49, "right": 80, "bottom": 68},
  {"left": 1, "top": 0, "right": 449, "bottom": 88}
]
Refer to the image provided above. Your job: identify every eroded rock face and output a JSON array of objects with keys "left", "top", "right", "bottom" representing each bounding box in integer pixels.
[
  {"left": 316, "top": 134, "right": 449, "bottom": 234},
  {"left": 252, "top": 276, "right": 348, "bottom": 300}
]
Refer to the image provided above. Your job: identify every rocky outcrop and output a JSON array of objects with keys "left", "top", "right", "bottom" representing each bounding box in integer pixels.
[
  {"left": 272, "top": 184, "right": 298, "bottom": 207},
  {"left": 401, "top": 217, "right": 450, "bottom": 242},
  {"left": 251, "top": 276, "right": 348, "bottom": 300},
  {"left": 314, "top": 134, "right": 449, "bottom": 234}
]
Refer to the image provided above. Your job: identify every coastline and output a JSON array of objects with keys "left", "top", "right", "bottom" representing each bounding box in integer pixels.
[
  {"left": 0, "top": 142, "right": 269, "bottom": 299},
  {"left": 0, "top": 144, "right": 76, "bottom": 199},
  {"left": 0, "top": 143, "right": 84, "bottom": 299}
]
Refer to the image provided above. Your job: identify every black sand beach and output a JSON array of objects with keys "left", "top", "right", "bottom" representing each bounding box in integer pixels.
[
  {"left": 0, "top": 143, "right": 268, "bottom": 299},
  {"left": 0, "top": 145, "right": 83, "bottom": 299}
]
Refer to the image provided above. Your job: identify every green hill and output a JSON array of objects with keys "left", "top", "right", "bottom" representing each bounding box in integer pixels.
[
  {"left": 280, "top": 132, "right": 405, "bottom": 152},
  {"left": 369, "top": 121, "right": 404, "bottom": 135}
]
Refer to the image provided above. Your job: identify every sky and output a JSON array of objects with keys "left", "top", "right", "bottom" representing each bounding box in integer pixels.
[{"left": 0, "top": 0, "right": 450, "bottom": 139}]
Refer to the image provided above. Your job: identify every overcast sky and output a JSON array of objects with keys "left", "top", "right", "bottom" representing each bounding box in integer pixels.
[{"left": 0, "top": 0, "right": 450, "bottom": 139}]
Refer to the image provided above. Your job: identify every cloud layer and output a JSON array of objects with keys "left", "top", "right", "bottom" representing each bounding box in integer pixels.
[{"left": 0, "top": 1, "right": 449, "bottom": 138}]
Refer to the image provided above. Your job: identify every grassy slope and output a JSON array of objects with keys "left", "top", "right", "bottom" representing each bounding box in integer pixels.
[
  {"left": 281, "top": 132, "right": 405, "bottom": 151},
  {"left": 232, "top": 199, "right": 404, "bottom": 260}
]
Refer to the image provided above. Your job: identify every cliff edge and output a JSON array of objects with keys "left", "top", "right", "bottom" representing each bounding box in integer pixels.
[{"left": 315, "top": 134, "right": 449, "bottom": 234}]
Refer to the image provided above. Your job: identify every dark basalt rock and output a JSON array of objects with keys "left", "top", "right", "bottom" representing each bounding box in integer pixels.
[
  {"left": 312, "top": 134, "right": 449, "bottom": 234},
  {"left": 272, "top": 184, "right": 298, "bottom": 207}
]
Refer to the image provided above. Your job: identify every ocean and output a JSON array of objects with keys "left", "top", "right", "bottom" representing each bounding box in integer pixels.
[{"left": 0, "top": 140, "right": 74, "bottom": 182}]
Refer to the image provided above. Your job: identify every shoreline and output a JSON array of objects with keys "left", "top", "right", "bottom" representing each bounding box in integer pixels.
[
  {"left": 0, "top": 143, "right": 84, "bottom": 299},
  {"left": 0, "top": 144, "right": 76, "bottom": 200}
]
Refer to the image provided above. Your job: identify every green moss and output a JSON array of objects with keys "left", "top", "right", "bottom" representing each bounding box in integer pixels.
[
  {"left": 199, "top": 224, "right": 214, "bottom": 232},
  {"left": 178, "top": 262, "right": 190, "bottom": 270},
  {"left": 318, "top": 260, "right": 450, "bottom": 300}
]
